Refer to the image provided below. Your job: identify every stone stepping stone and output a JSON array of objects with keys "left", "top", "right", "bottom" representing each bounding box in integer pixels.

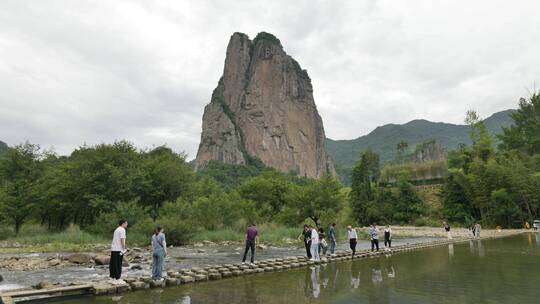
[
  {"left": 140, "top": 276, "right": 152, "bottom": 283},
  {"left": 92, "top": 284, "right": 117, "bottom": 295},
  {"left": 129, "top": 281, "right": 146, "bottom": 290},
  {"left": 149, "top": 280, "right": 165, "bottom": 288},
  {"left": 180, "top": 276, "right": 195, "bottom": 284},
  {"left": 194, "top": 274, "right": 208, "bottom": 281},
  {"left": 165, "top": 278, "right": 179, "bottom": 287},
  {"left": 221, "top": 271, "right": 233, "bottom": 278}
]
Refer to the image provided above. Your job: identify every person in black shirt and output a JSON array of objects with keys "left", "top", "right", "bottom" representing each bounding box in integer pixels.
[{"left": 298, "top": 225, "right": 312, "bottom": 258}]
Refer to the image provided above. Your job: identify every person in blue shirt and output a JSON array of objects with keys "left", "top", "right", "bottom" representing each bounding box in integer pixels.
[
  {"left": 328, "top": 223, "right": 337, "bottom": 254},
  {"left": 151, "top": 226, "right": 167, "bottom": 280}
]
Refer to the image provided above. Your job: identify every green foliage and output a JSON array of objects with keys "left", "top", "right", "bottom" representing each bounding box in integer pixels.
[
  {"left": 0, "top": 142, "right": 44, "bottom": 234},
  {"left": 88, "top": 200, "right": 151, "bottom": 236},
  {"left": 349, "top": 151, "right": 374, "bottom": 225},
  {"left": 253, "top": 32, "right": 282, "bottom": 47},
  {"left": 393, "top": 178, "right": 424, "bottom": 223},
  {"left": 285, "top": 175, "right": 345, "bottom": 226},
  {"left": 380, "top": 160, "right": 447, "bottom": 184},
  {"left": 156, "top": 217, "right": 194, "bottom": 246},
  {"left": 326, "top": 109, "right": 515, "bottom": 173},
  {"left": 238, "top": 171, "right": 293, "bottom": 221},
  {"left": 498, "top": 93, "right": 540, "bottom": 155},
  {"left": 441, "top": 170, "right": 474, "bottom": 224},
  {"left": 138, "top": 146, "right": 194, "bottom": 220},
  {"left": 441, "top": 98, "right": 540, "bottom": 228},
  {"left": 197, "top": 160, "right": 265, "bottom": 190}
]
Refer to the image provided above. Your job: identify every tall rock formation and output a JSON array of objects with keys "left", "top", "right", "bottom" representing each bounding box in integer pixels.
[{"left": 195, "top": 32, "right": 335, "bottom": 178}]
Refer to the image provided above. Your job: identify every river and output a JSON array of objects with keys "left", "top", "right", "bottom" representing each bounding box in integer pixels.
[{"left": 50, "top": 233, "right": 540, "bottom": 303}]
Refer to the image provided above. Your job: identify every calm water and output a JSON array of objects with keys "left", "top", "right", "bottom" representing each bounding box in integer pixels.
[{"left": 56, "top": 234, "right": 540, "bottom": 304}]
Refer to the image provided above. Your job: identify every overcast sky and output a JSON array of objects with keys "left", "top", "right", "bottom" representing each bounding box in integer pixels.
[{"left": 1, "top": 0, "right": 539, "bottom": 159}]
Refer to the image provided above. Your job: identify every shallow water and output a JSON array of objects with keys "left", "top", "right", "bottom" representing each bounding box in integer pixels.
[{"left": 53, "top": 233, "right": 540, "bottom": 303}]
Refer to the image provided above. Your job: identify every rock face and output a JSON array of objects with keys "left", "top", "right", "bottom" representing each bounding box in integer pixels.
[
  {"left": 195, "top": 32, "right": 335, "bottom": 178},
  {"left": 409, "top": 140, "right": 448, "bottom": 163}
]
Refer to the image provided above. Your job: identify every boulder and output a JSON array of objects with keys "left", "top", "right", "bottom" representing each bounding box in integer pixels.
[
  {"left": 35, "top": 280, "right": 53, "bottom": 289},
  {"left": 68, "top": 253, "right": 92, "bottom": 264},
  {"left": 48, "top": 258, "right": 61, "bottom": 267},
  {"left": 94, "top": 255, "right": 111, "bottom": 266}
]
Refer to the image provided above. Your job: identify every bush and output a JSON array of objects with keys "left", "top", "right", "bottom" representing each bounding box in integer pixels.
[
  {"left": 88, "top": 200, "right": 151, "bottom": 237},
  {"left": 158, "top": 217, "right": 195, "bottom": 245}
]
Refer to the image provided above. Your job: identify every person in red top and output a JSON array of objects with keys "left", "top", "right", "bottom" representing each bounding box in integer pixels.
[{"left": 242, "top": 223, "right": 259, "bottom": 263}]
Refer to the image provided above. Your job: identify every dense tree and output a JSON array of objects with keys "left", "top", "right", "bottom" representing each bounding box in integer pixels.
[
  {"left": 0, "top": 143, "right": 44, "bottom": 234},
  {"left": 350, "top": 151, "right": 375, "bottom": 225},
  {"left": 441, "top": 170, "right": 474, "bottom": 224},
  {"left": 498, "top": 93, "right": 540, "bottom": 155},
  {"left": 238, "top": 171, "right": 293, "bottom": 221},
  {"left": 396, "top": 141, "right": 409, "bottom": 163},
  {"left": 138, "top": 146, "right": 194, "bottom": 220},
  {"left": 286, "top": 175, "right": 344, "bottom": 226},
  {"left": 441, "top": 98, "right": 540, "bottom": 228},
  {"left": 393, "top": 178, "right": 424, "bottom": 223}
]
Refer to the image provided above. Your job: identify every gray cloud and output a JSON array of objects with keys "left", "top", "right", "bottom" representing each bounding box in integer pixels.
[{"left": 1, "top": 0, "right": 539, "bottom": 159}]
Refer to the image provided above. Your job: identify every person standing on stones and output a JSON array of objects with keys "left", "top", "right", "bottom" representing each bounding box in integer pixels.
[
  {"left": 370, "top": 223, "right": 380, "bottom": 251},
  {"left": 310, "top": 226, "right": 320, "bottom": 261},
  {"left": 384, "top": 225, "right": 392, "bottom": 248},
  {"left": 329, "top": 223, "right": 337, "bottom": 254},
  {"left": 151, "top": 226, "right": 167, "bottom": 281},
  {"left": 109, "top": 219, "right": 128, "bottom": 283},
  {"left": 347, "top": 225, "right": 358, "bottom": 257},
  {"left": 242, "top": 223, "right": 258, "bottom": 263},
  {"left": 443, "top": 221, "right": 452, "bottom": 239},
  {"left": 318, "top": 227, "right": 328, "bottom": 256},
  {"left": 474, "top": 222, "right": 481, "bottom": 239},
  {"left": 299, "top": 225, "right": 312, "bottom": 259}
]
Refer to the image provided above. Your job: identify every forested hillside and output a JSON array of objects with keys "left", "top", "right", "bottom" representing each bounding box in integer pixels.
[{"left": 326, "top": 109, "right": 515, "bottom": 168}]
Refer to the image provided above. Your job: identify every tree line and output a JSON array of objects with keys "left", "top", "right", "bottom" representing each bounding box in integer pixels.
[{"left": 0, "top": 141, "right": 347, "bottom": 244}]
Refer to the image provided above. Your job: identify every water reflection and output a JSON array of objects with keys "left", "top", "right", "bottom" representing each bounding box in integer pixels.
[
  {"left": 311, "top": 266, "right": 320, "bottom": 298},
  {"left": 467, "top": 239, "right": 485, "bottom": 258},
  {"left": 478, "top": 240, "right": 485, "bottom": 258},
  {"left": 57, "top": 235, "right": 540, "bottom": 304},
  {"left": 386, "top": 266, "right": 395, "bottom": 279},
  {"left": 371, "top": 268, "right": 383, "bottom": 284},
  {"left": 535, "top": 233, "right": 540, "bottom": 248}
]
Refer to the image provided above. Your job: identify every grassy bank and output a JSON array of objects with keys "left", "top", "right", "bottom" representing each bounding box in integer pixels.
[{"left": 0, "top": 225, "right": 109, "bottom": 253}]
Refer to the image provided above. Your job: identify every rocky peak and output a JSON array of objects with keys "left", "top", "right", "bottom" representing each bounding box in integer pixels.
[{"left": 195, "top": 32, "right": 335, "bottom": 178}]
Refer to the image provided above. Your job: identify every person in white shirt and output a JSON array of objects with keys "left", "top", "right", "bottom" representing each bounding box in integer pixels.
[
  {"left": 347, "top": 225, "right": 358, "bottom": 257},
  {"left": 310, "top": 226, "right": 320, "bottom": 261},
  {"left": 109, "top": 219, "right": 128, "bottom": 282}
]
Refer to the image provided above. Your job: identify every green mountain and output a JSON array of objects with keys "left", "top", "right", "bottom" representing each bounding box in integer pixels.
[
  {"left": 0, "top": 140, "right": 8, "bottom": 155},
  {"left": 326, "top": 109, "right": 515, "bottom": 169}
]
